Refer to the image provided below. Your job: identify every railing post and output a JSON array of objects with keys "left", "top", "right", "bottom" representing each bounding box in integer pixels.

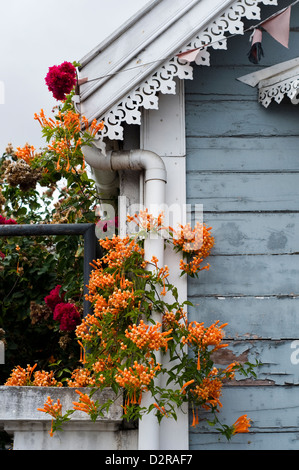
[
  {"left": 0, "top": 223, "right": 96, "bottom": 318},
  {"left": 83, "top": 224, "right": 96, "bottom": 317}
]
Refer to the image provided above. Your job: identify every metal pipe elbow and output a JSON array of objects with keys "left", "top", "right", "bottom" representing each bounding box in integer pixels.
[
  {"left": 111, "top": 149, "right": 167, "bottom": 183},
  {"left": 82, "top": 145, "right": 167, "bottom": 184}
]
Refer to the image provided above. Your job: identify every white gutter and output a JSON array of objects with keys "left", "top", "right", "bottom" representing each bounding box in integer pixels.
[{"left": 82, "top": 144, "right": 166, "bottom": 450}]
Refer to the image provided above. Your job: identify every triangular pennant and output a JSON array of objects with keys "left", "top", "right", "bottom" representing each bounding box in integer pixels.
[
  {"left": 261, "top": 6, "right": 291, "bottom": 48},
  {"left": 251, "top": 27, "right": 263, "bottom": 45},
  {"left": 177, "top": 48, "right": 201, "bottom": 63},
  {"left": 77, "top": 77, "right": 88, "bottom": 86}
]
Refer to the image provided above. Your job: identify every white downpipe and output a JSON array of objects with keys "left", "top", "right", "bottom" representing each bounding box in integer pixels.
[
  {"left": 82, "top": 145, "right": 166, "bottom": 450},
  {"left": 138, "top": 172, "right": 165, "bottom": 451}
]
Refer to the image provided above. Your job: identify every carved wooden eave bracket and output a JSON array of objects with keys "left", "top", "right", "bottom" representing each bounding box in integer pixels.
[
  {"left": 76, "top": 0, "right": 278, "bottom": 144},
  {"left": 238, "top": 56, "right": 299, "bottom": 107}
]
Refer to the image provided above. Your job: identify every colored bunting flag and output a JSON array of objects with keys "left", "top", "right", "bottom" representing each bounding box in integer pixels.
[
  {"left": 262, "top": 6, "right": 291, "bottom": 48},
  {"left": 248, "top": 6, "right": 291, "bottom": 64},
  {"left": 177, "top": 48, "right": 201, "bottom": 62}
]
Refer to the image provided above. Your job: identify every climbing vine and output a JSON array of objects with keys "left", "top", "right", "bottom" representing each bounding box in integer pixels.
[{"left": 1, "top": 61, "right": 258, "bottom": 443}]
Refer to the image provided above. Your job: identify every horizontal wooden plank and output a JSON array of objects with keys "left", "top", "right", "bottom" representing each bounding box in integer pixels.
[
  {"left": 186, "top": 46, "right": 299, "bottom": 99},
  {"left": 191, "top": 385, "right": 299, "bottom": 432},
  {"left": 189, "top": 386, "right": 299, "bottom": 450},
  {"left": 187, "top": 338, "right": 299, "bottom": 385},
  {"left": 190, "top": 431, "right": 299, "bottom": 450},
  {"left": 185, "top": 99, "right": 299, "bottom": 138},
  {"left": 211, "top": 339, "right": 299, "bottom": 385},
  {"left": 195, "top": 212, "right": 299, "bottom": 255},
  {"left": 188, "top": 296, "right": 299, "bottom": 340},
  {"left": 187, "top": 172, "right": 299, "bottom": 211},
  {"left": 185, "top": 65, "right": 255, "bottom": 97},
  {"left": 187, "top": 254, "right": 299, "bottom": 297},
  {"left": 186, "top": 137, "right": 299, "bottom": 172}
]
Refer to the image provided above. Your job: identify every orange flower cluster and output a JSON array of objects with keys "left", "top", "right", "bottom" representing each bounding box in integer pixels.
[
  {"left": 90, "top": 299, "right": 108, "bottom": 323},
  {"left": 189, "top": 368, "right": 223, "bottom": 410},
  {"left": 87, "top": 267, "right": 118, "bottom": 297},
  {"left": 34, "top": 108, "right": 103, "bottom": 173},
  {"left": 72, "top": 389, "right": 98, "bottom": 415},
  {"left": 15, "top": 143, "right": 36, "bottom": 164},
  {"left": 100, "top": 235, "right": 144, "bottom": 269},
  {"left": 127, "top": 209, "right": 165, "bottom": 233},
  {"left": 34, "top": 109, "right": 58, "bottom": 129},
  {"left": 173, "top": 222, "right": 214, "bottom": 276},
  {"left": 37, "top": 396, "right": 62, "bottom": 418},
  {"left": 107, "top": 288, "right": 136, "bottom": 316},
  {"left": 74, "top": 236, "right": 150, "bottom": 390},
  {"left": 232, "top": 414, "right": 251, "bottom": 434},
  {"left": 184, "top": 362, "right": 239, "bottom": 418},
  {"left": 75, "top": 314, "right": 94, "bottom": 342},
  {"left": 79, "top": 289, "right": 136, "bottom": 345},
  {"left": 35, "top": 109, "right": 83, "bottom": 172},
  {"left": 62, "top": 110, "right": 81, "bottom": 134},
  {"left": 174, "top": 222, "right": 213, "bottom": 254},
  {"left": 4, "top": 364, "right": 37, "bottom": 386},
  {"left": 92, "top": 358, "right": 113, "bottom": 378},
  {"left": 48, "top": 137, "right": 83, "bottom": 172},
  {"left": 115, "top": 361, "right": 161, "bottom": 403},
  {"left": 162, "top": 309, "right": 187, "bottom": 330},
  {"left": 66, "top": 367, "right": 96, "bottom": 387},
  {"left": 77, "top": 235, "right": 145, "bottom": 346},
  {"left": 37, "top": 396, "right": 63, "bottom": 436},
  {"left": 181, "top": 320, "right": 228, "bottom": 352},
  {"left": 224, "top": 362, "right": 238, "bottom": 380},
  {"left": 125, "top": 320, "right": 172, "bottom": 352},
  {"left": 81, "top": 116, "right": 104, "bottom": 137},
  {"left": 4, "top": 364, "right": 63, "bottom": 387},
  {"left": 32, "top": 370, "right": 63, "bottom": 387},
  {"left": 179, "top": 257, "right": 209, "bottom": 276},
  {"left": 35, "top": 109, "right": 103, "bottom": 137}
]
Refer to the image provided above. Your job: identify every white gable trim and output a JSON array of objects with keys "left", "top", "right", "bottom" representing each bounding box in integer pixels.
[
  {"left": 77, "top": 0, "right": 277, "bottom": 142},
  {"left": 238, "top": 57, "right": 299, "bottom": 107}
]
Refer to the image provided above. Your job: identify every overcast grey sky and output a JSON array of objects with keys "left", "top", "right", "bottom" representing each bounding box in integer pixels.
[{"left": 0, "top": 0, "right": 149, "bottom": 154}]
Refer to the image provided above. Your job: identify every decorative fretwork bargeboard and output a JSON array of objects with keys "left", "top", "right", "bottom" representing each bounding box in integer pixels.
[{"left": 93, "top": 0, "right": 278, "bottom": 142}]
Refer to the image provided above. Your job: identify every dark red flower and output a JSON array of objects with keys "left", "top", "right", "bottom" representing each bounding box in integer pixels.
[
  {"left": 0, "top": 251, "right": 5, "bottom": 259},
  {"left": 0, "top": 214, "right": 17, "bottom": 225},
  {"left": 45, "top": 61, "right": 77, "bottom": 101},
  {"left": 44, "top": 285, "right": 65, "bottom": 312},
  {"left": 53, "top": 302, "right": 81, "bottom": 331},
  {"left": 52, "top": 302, "right": 65, "bottom": 321},
  {"left": 5, "top": 218, "right": 17, "bottom": 225}
]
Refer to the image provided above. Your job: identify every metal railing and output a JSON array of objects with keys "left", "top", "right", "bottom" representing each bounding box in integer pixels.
[{"left": 0, "top": 223, "right": 96, "bottom": 317}]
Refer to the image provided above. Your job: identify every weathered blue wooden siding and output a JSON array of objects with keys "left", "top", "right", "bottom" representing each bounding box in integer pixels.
[{"left": 185, "top": 1, "right": 299, "bottom": 450}]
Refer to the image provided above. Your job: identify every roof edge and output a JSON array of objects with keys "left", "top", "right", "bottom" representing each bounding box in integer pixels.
[{"left": 78, "top": 0, "right": 160, "bottom": 69}]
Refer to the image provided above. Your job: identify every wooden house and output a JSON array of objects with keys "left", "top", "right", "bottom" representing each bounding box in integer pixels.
[{"left": 76, "top": 0, "right": 299, "bottom": 450}]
